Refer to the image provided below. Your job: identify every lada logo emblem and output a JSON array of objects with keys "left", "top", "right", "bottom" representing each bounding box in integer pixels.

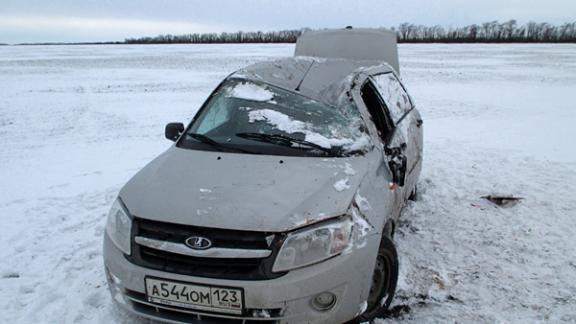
[{"left": 185, "top": 236, "right": 212, "bottom": 250}]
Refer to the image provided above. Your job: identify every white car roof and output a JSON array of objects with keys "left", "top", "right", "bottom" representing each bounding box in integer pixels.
[{"left": 232, "top": 56, "right": 395, "bottom": 107}]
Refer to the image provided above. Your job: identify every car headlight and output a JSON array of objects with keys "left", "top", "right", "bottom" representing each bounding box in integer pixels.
[
  {"left": 273, "top": 216, "right": 353, "bottom": 272},
  {"left": 105, "top": 198, "right": 132, "bottom": 255}
]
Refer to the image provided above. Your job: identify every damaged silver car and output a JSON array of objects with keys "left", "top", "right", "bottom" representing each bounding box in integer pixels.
[{"left": 103, "top": 28, "right": 423, "bottom": 323}]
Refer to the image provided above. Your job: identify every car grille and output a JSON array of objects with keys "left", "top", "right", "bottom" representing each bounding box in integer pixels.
[{"left": 127, "top": 217, "right": 286, "bottom": 280}]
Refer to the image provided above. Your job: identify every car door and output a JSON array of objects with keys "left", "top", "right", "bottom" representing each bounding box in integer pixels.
[
  {"left": 358, "top": 79, "right": 407, "bottom": 215},
  {"left": 371, "top": 73, "right": 422, "bottom": 199}
]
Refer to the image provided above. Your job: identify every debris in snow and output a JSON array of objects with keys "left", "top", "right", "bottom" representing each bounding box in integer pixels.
[
  {"left": 1, "top": 272, "right": 20, "bottom": 279},
  {"left": 333, "top": 178, "right": 350, "bottom": 192},
  {"left": 227, "top": 82, "right": 275, "bottom": 102},
  {"left": 386, "top": 304, "right": 412, "bottom": 318},
  {"left": 482, "top": 195, "right": 523, "bottom": 207},
  {"left": 470, "top": 203, "right": 485, "bottom": 209}
]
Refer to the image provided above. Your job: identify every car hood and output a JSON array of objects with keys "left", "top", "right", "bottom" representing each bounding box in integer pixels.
[{"left": 120, "top": 146, "right": 373, "bottom": 232}]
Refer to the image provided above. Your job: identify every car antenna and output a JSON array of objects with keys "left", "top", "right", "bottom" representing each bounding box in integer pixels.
[{"left": 295, "top": 60, "right": 315, "bottom": 92}]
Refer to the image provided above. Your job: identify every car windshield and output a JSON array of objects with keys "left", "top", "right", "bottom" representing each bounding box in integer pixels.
[{"left": 179, "top": 78, "right": 371, "bottom": 157}]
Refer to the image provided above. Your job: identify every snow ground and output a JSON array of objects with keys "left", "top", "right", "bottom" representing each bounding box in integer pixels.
[{"left": 1, "top": 43, "right": 575, "bottom": 323}]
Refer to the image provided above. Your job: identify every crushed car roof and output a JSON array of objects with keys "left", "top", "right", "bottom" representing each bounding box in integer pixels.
[{"left": 231, "top": 56, "right": 395, "bottom": 107}]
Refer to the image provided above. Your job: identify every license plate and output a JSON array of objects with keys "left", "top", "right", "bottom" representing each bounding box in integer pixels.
[{"left": 145, "top": 277, "right": 243, "bottom": 315}]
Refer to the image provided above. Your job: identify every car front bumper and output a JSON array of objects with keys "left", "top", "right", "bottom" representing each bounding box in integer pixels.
[{"left": 103, "top": 232, "right": 380, "bottom": 324}]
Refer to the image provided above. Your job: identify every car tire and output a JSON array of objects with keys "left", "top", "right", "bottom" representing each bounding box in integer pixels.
[{"left": 355, "top": 235, "right": 399, "bottom": 322}]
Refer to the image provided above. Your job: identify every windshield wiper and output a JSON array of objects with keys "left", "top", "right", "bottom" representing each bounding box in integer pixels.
[
  {"left": 187, "top": 133, "right": 260, "bottom": 154},
  {"left": 236, "top": 132, "right": 335, "bottom": 156}
]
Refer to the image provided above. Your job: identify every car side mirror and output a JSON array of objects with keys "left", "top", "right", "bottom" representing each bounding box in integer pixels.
[
  {"left": 385, "top": 146, "right": 407, "bottom": 186},
  {"left": 389, "top": 154, "right": 407, "bottom": 186},
  {"left": 165, "top": 122, "right": 184, "bottom": 141}
]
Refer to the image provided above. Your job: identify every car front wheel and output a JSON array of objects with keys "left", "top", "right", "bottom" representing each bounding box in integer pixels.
[{"left": 356, "top": 235, "right": 399, "bottom": 322}]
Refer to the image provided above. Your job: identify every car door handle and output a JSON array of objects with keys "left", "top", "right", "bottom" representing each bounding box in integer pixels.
[{"left": 416, "top": 119, "right": 423, "bottom": 127}]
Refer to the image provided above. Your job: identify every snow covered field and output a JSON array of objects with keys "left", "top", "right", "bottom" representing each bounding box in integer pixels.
[{"left": 1, "top": 43, "right": 575, "bottom": 323}]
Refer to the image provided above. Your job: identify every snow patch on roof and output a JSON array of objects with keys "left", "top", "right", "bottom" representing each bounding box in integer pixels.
[{"left": 227, "top": 82, "right": 274, "bottom": 102}]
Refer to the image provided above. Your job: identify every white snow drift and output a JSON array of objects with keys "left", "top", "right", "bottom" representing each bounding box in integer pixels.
[{"left": 1, "top": 43, "right": 575, "bottom": 323}]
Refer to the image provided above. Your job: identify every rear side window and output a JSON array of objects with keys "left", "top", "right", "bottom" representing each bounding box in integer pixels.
[{"left": 372, "top": 73, "right": 412, "bottom": 123}]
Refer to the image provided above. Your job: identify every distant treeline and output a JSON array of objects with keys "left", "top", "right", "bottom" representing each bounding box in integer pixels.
[
  {"left": 397, "top": 20, "right": 576, "bottom": 43},
  {"left": 124, "top": 20, "right": 576, "bottom": 44},
  {"left": 125, "top": 29, "right": 304, "bottom": 44}
]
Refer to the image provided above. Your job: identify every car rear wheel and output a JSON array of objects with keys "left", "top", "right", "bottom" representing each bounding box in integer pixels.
[{"left": 356, "top": 235, "right": 399, "bottom": 322}]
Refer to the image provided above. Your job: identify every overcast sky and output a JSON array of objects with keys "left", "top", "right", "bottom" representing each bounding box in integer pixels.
[{"left": 0, "top": 0, "right": 574, "bottom": 43}]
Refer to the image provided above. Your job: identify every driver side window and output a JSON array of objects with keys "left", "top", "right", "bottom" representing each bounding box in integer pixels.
[
  {"left": 372, "top": 73, "right": 412, "bottom": 123},
  {"left": 360, "top": 80, "right": 395, "bottom": 143}
]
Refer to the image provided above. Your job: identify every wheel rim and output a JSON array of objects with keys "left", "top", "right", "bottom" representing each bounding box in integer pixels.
[{"left": 366, "top": 254, "right": 393, "bottom": 312}]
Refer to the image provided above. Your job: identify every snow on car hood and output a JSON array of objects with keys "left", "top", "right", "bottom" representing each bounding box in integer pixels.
[{"left": 119, "top": 146, "right": 372, "bottom": 232}]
